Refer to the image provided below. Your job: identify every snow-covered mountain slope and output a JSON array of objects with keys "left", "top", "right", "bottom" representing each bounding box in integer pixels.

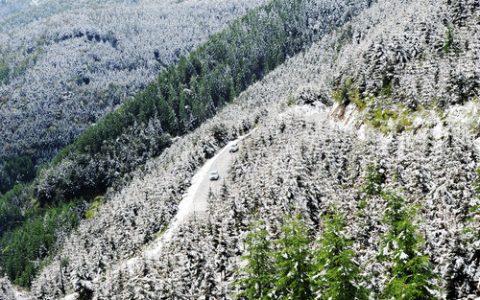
[
  {"left": 51, "top": 129, "right": 258, "bottom": 300},
  {"left": 0, "top": 0, "right": 134, "bottom": 26},
  {"left": 0, "top": 0, "right": 266, "bottom": 169},
  {"left": 1, "top": 0, "right": 376, "bottom": 294},
  {"left": 28, "top": 62, "right": 298, "bottom": 299},
  {"left": 100, "top": 102, "right": 478, "bottom": 299},
  {"left": 0, "top": 0, "right": 41, "bottom": 20},
  {"left": 3, "top": 0, "right": 480, "bottom": 298}
]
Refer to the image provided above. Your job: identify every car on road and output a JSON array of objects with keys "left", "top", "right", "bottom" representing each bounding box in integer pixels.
[
  {"left": 229, "top": 143, "right": 239, "bottom": 153},
  {"left": 209, "top": 170, "right": 220, "bottom": 181}
]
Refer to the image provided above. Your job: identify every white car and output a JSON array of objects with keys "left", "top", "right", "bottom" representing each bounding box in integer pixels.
[
  {"left": 209, "top": 170, "right": 220, "bottom": 181},
  {"left": 229, "top": 143, "right": 239, "bottom": 153}
]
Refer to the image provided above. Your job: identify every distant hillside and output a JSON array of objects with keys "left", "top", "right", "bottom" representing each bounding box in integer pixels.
[
  {"left": 0, "top": 0, "right": 31, "bottom": 20},
  {"left": 0, "top": 0, "right": 142, "bottom": 30},
  {"left": 0, "top": 0, "right": 266, "bottom": 194}
]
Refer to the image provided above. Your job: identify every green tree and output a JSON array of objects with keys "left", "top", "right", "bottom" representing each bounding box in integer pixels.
[
  {"left": 443, "top": 24, "right": 454, "bottom": 53},
  {"left": 138, "top": 85, "right": 158, "bottom": 124},
  {"left": 191, "top": 77, "right": 213, "bottom": 125},
  {"left": 236, "top": 221, "right": 275, "bottom": 300},
  {"left": 273, "top": 215, "right": 314, "bottom": 300},
  {"left": 380, "top": 192, "right": 439, "bottom": 300},
  {"left": 0, "top": 203, "right": 79, "bottom": 287},
  {"left": 225, "top": 73, "right": 237, "bottom": 102},
  {"left": 362, "top": 164, "right": 385, "bottom": 196},
  {"left": 0, "top": 155, "right": 36, "bottom": 194},
  {"left": 157, "top": 98, "right": 178, "bottom": 134},
  {"left": 311, "top": 211, "right": 368, "bottom": 300},
  {"left": 177, "top": 90, "right": 189, "bottom": 133},
  {"left": 0, "top": 184, "right": 26, "bottom": 232}
]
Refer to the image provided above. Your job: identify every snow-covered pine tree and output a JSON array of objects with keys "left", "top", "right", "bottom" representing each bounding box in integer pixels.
[
  {"left": 362, "top": 164, "right": 385, "bottom": 196},
  {"left": 272, "top": 215, "right": 314, "bottom": 300},
  {"left": 311, "top": 210, "right": 369, "bottom": 300},
  {"left": 236, "top": 221, "right": 274, "bottom": 300},
  {"left": 451, "top": 167, "right": 480, "bottom": 297},
  {"left": 379, "top": 192, "right": 439, "bottom": 300}
]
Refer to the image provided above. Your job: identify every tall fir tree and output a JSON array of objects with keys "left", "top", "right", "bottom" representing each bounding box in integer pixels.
[
  {"left": 156, "top": 98, "right": 178, "bottom": 134},
  {"left": 273, "top": 215, "right": 314, "bottom": 300},
  {"left": 380, "top": 192, "right": 439, "bottom": 300},
  {"left": 311, "top": 211, "right": 368, "bottom": 300},
  {"left": 236, "top": 221, "right": 274, "bottom": 300}
]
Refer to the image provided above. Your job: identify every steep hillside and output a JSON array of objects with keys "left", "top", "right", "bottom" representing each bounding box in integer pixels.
[
  {"left": 0, "top": 0, "right": 374, "bottom": 293},
  {"left": 26, "top": 0, "right": 480, "bottom": 299},
  {"left": 0, "top": 0, "right": 136, "bottom": 27},
  {"left": 2, "top": 0, "right": 480, "bottom": 299},
  {"left": 0, "top": 0, "right": 266, "bottom": 193},
  {"left": 101, "top": 104, "right": 478, "bottom": 299}
]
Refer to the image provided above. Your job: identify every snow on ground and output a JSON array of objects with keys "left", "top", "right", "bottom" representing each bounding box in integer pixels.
[
  {"left": 10, "top": 286, "right": 32, "bottom": 300},
  {"left": 59, "top": 293, "right": 79, "bottom": 300}
]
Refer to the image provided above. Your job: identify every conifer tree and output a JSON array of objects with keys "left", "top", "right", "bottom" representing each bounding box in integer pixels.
[
  {"left": 457, "top": 168, "right": 480, "bottom": 295},
  {"left": 236, "top": 221, "right": 274, "bottom": 300},
  {"left": 311, "top": 211, "right": 368, "bottom": 300},
  {"left": 362, "top": 164, "right": 385, "bottom": 196},
  {"left": 273, "top": 215, "right": 314, "bottom": 300},
  {"left": 157, "top": 98, "right": 178, "bottom": 134},
  {"left": 380, "top": 192, "right": 439, "bottom": 300},
  {"left": 464, "top": 168, "right": 480, "bottom": 244},
  {"left": 178, "top": 89, "right": 192, "bottom": 133}
]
